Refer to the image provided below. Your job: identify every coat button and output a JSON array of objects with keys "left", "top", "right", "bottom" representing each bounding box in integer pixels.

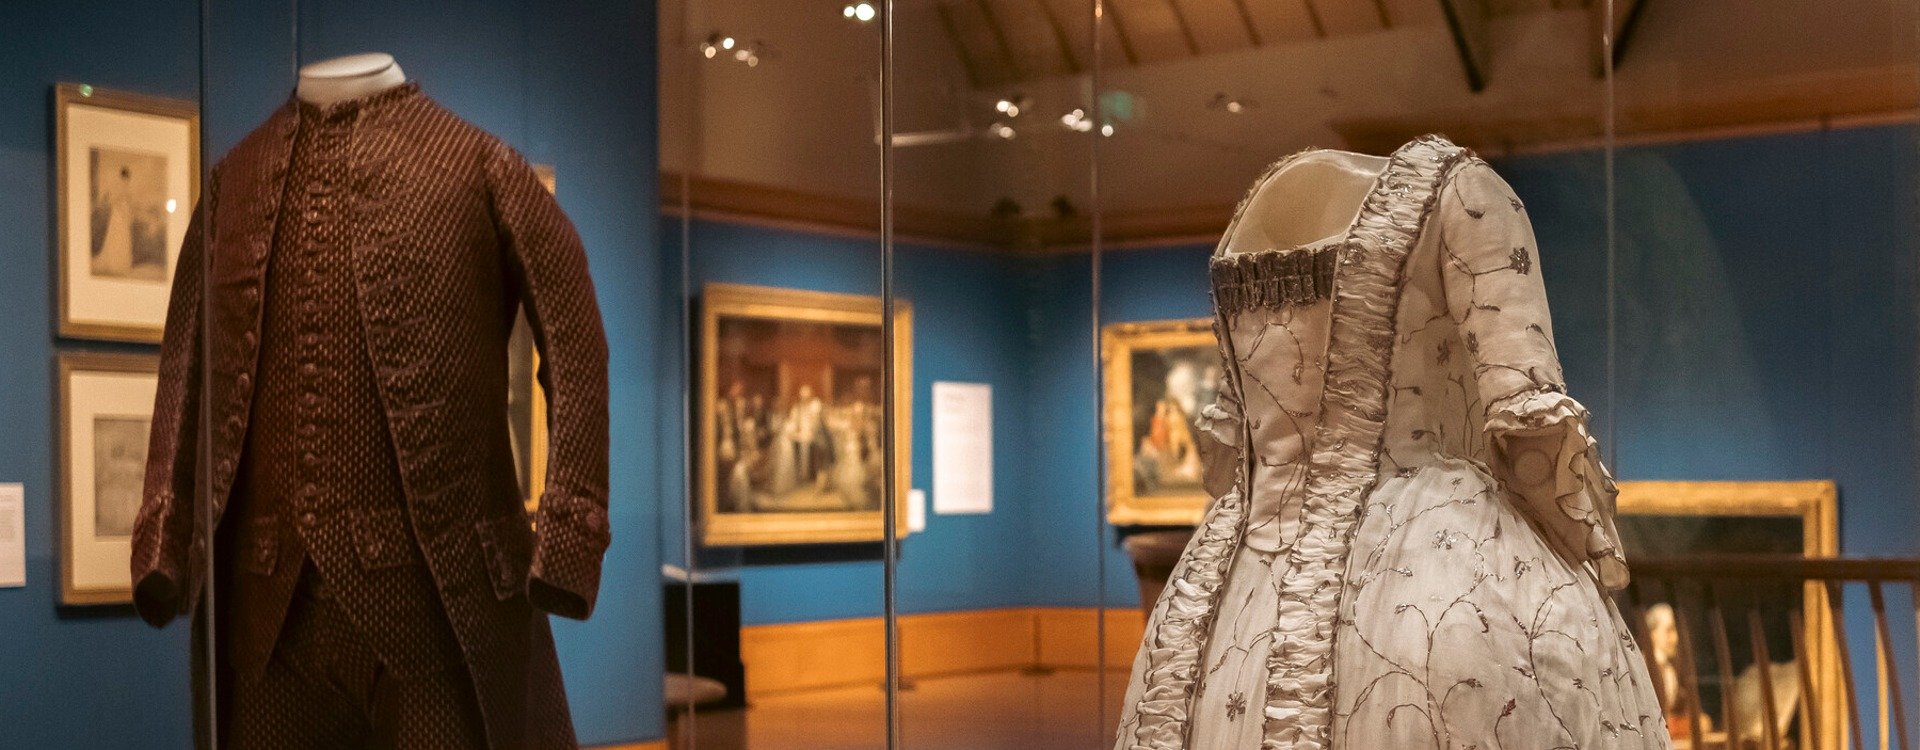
[
  {"left": 301, "top": 393, "right": 318, "bottom": 408},
  {"left": 217, "top": 458, "right": 233, "bottom": 476},
  {"left": 243, "top": 287, "right": 259, "bottom": 302},
  {"left": 300, "top": 483, "right": 318, "bottom": 498},
  {"left": 300, "top": 363, "right": 318, "bottom": 376},
  {"left": 299, "top": 511, "right": 318, "bottom": 527},
  {"left": 235, "top": 373, "right": 251, "bottom": 392},
  {"left": 300, "top": 452, "right": 318, "bottom": 469},
  {"left": 242, "top": 331, "right": 256, "bottom": 349}
]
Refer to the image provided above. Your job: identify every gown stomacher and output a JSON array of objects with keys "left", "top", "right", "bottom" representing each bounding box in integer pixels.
[{"left": 1114, "top": 136, "right": 1671, "bottom": 750}]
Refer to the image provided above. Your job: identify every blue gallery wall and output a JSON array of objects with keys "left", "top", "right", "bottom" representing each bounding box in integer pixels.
[
  {"left": 0, "top": 1, "right": 663, "bottom": 747},
  {"left": 683, "top": 127, "right": 1920, "bottom": 655}
]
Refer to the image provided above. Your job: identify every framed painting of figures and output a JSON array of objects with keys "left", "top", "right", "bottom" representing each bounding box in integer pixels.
[
  {"left": 698, "top": 283, "right": 913, "bottom": 546},
  {"left": 1615, "top": 480, "right": 1841, "bottom": 750},
  {"left": 55, "top": 83, "right": 198, "bottom": 342},
  {"left": 57, "top": 352, "right": 160, "bottom": 605},
  {"left": 1103, "top": 318, "right": 1219, "bottom": 526}
]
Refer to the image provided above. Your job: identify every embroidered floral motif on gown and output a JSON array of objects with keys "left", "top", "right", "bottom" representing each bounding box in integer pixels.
[{"left": 1114, "top": 136, "right": 1670, "bottom": 750}]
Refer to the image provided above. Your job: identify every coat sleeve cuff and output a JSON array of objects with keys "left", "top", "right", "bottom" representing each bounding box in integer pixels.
[
  {"left": 129, "top": 492, "right": 187, "bottom": 628},
  {"left": 527, "top": 491, "right": 611, "bottom": 620}
]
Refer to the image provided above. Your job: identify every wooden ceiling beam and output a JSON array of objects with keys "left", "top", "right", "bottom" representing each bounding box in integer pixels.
[
  {"left": 1035, "top": 0, "right": 1083, "bottom": 74},
  {"left": 975, "top": 0, "right": 1028, "bottom": 81},
  {"left": 934, "top": 2, "right": 986, "bottom": 87},
  {"left": 1300, "top": 0, "right": 1328, "bottom": 38},
  {"left": 1228, "top": 0, "right": 1263, "bottom": 46},
  {"left": 1102, "top": 0, "right": 1142, "bottom": 67},
  {"left": 1596, "top": 0, "right": 1650, "bottom": 76},
  {"left": 1437, "top": 0, "right": 1490, "bottom": 92},
  {"left": 1165, "top": 0, "right": 1201, "bottom": 56}
]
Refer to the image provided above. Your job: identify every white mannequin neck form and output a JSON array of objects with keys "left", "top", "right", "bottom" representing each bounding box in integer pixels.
[
  {"left": 296, "top": 52, "right": 406, "bottom": 106},
  {"left": 1220, "top": 149, "right": 1391, "bottom": 257}
]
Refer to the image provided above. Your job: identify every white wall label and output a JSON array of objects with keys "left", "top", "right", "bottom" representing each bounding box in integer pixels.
[
  {"left": 0, "top": 483, "right": 24, "bottom": 588},
  {"left": 932, "top": 382, "right": 993, "bottom": 515},
  {"left": 908, "top": 489, "right": 928, "bottom": 533}
]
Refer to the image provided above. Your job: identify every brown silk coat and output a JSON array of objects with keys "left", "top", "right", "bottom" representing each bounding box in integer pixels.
[{"left": 129, "top": 84, "right": 611, "bottom": 748}]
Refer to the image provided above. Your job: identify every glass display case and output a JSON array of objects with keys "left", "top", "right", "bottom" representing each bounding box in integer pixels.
[{"left": 3, "top": 0, "right": 1916, "bottom": 748}]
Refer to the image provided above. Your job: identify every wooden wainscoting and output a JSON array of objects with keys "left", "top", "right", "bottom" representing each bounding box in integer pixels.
[{"left": 739, "top": 607, "right": 1147, "bottom": 697}]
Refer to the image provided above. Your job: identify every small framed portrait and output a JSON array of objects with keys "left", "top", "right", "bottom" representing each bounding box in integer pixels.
[
  {"left": 699, "top": 283, "right": 912, "bottom": 546},
  {"left": 1616, "top": 480, "right": 1841, "bottom": 750},
  {"left": 57, "top": 352, "right": 160, "bottom": 605},
  {"left": 507, "top": 164, "right": 558, "bottom": 511},
  {"left": 1103, "top": 318, "right": 1219, "bottom": 526},
  {"left": 55, "top": 83, "right": 199, "bottom": 343}
]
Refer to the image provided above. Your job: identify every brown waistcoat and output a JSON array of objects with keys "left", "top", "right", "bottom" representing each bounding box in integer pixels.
[{"left": 130, "top": 83, "right": 612, "bottom": 749}]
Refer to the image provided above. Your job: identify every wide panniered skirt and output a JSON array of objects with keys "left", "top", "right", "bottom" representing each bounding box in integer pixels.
[{"left": 1115, "top": 458, "right": 1669, "bottom": 749}]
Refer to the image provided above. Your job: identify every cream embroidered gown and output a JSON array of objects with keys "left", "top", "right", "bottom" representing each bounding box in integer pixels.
[{"left": 1114, "top": 136, "right": 1670, "bottom": 750}]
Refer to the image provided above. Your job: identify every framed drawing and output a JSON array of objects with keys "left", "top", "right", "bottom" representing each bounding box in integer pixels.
[
  {"left": 57, "top": 352, "right": 160, "bottom": 605},
  {"left": 1615, "top": 480, "right": 1841, "bottom": 750},
  {"left": 55, "top": 83, "right": 199, "bottom": 342},
  {"left": 698, "top": 283, "right": 912, "bottom": 546},
  {"left": 507, "top": 165, "right": 558, "bottom": 511},
  {"left": 1103, "top": 318, "right": 1219, "bottom": 526}
]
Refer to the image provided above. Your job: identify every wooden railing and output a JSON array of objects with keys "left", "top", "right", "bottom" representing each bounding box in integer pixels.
[{"left": 1625, "top": 555, "right": 1920, "bottom": 750}]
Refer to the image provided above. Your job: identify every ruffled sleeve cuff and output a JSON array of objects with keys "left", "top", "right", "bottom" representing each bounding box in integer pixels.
[{"left": 1484, "top": 386, "right": 1630, "bottom": 590}]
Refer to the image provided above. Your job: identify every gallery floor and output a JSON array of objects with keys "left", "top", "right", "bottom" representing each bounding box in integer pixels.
[{"left": 676, "top": 669, "right": 1132, "bottom": 749}]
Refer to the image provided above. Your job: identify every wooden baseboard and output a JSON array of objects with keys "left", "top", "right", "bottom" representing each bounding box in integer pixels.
[
  {"left": 589, "top": 741, "right": 666, "bottom": 750},
  {"left": 739, "top": 606, "right": 1146, "bottom": 697}
]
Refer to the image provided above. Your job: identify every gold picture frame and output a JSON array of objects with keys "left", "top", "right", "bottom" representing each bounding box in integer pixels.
[
  {"left": 698, "top": 283, "right": 913, "bottom": 546},
  {"left": 54, "top": 83, "right": 200, "bottom": 343},
  {"left": 1103, "top": 318, "right": 1218, "bottom": 526},
  {"left": 1616, "top": 480, "right": 1841, "bottom": 750},
  {"left": 57, "top": 351, "right": 161, "bottom": 605}
]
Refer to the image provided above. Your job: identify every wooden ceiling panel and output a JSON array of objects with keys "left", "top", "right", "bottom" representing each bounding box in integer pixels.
[
  {"left": 985, "top": 0, "right": 1075, "bottom": 77},
  {"left": 1244, "top": 0, "right": 1329, "bottom": 44},
  {"left": 1381, "top": 0, "right": 1445, "bottom": 27},
  {"left": 1310, "top": 0, "right": 1390, "bottom": 36},
  {"left": 1173, "top": 0, "right": 1261, "bottom": 53},
  {"left": 1037, "top": 0, "right": 1098, "bottom": 73},
  {"left": 943, "top": 0, "right": 1022, "bottom": 84},
  {"left": 1483, "top": 0, "right": 1553, "bottom": 16},
  {"left": 1109, "top": 0, "right": 1198, "bottom": 63}
]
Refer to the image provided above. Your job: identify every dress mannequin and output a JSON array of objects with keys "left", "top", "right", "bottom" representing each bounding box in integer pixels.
[
  {"left": 296, "top": 52, "right": 406, "bottom": 105},
  {"left": 1218, "top": 148, "right": 1561, "bottom": 491},
  {"left": 1220, "top": 150, "right": 1390, "bottom": 257}
]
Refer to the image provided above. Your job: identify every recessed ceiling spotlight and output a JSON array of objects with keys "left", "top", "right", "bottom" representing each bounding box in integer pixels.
[
  {"left": 989, "top": 122, "right": 1015, "bottom": 139},
  {"left": 1208, "top": 92, "right": 1255, "bottom": 114},
  {"left": 1060, "top": 108, "right": 1094, "bottom": 132},
  {"left": 701, "top": 33, "right": 769, "bottom": 67},
  {"left": 843, "top": 2, "right": 876, "bottom": 22},
  {"left": 1100, "top": 123, "right": 1114, "bottom": 137},
  {"left": 994, "top": 94, "right": 1030, "bottom": 118}
]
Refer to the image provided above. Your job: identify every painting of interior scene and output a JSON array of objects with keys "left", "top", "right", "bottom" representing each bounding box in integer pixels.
[
  {"left": 1128, "top": 344, "right": 1219, "bottom": 499},
  {"left": 712, "top": 315, "right": 886, "bottom": 516},
  {"left": 1618, "top": 512, "right": 1812, "bottom": 748}
]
